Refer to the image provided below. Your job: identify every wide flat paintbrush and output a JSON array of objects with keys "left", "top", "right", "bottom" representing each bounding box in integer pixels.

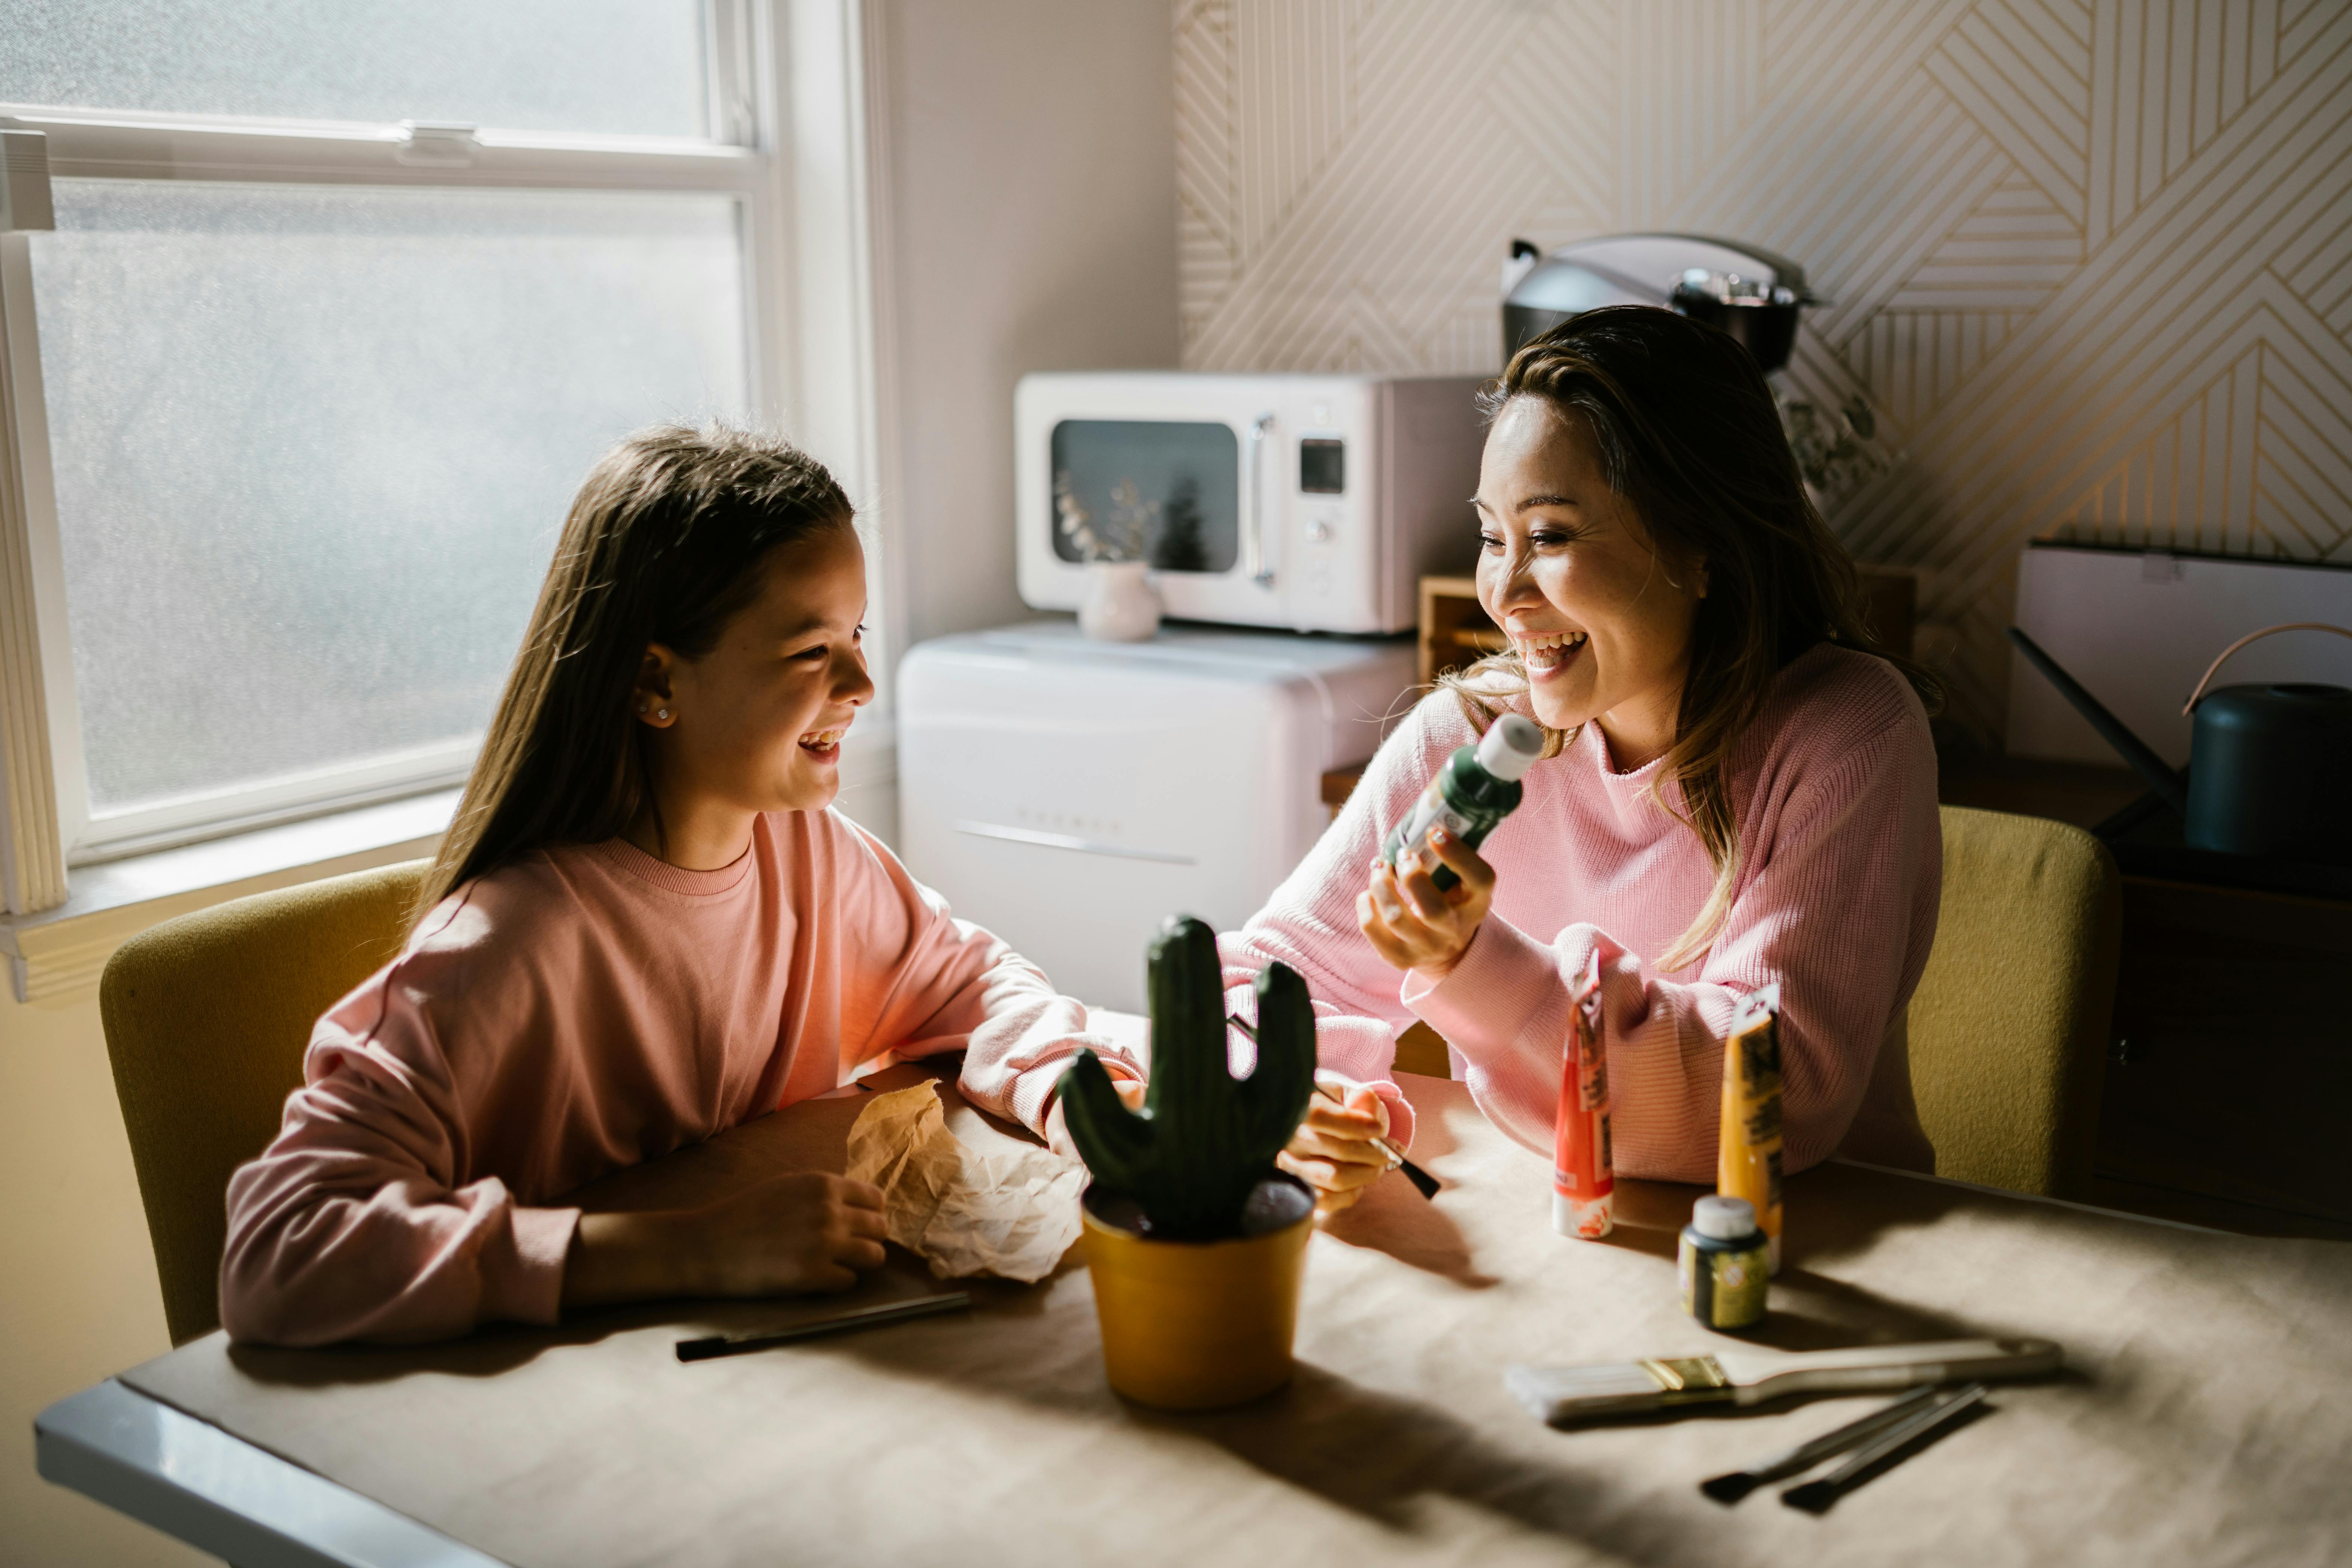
[
  {"left": 1226, "top": 1014, "right": 1440, "bottom": 1199},
  {"left": 1505, "top": 1337, "right": 2059, "bottom": 1425}
]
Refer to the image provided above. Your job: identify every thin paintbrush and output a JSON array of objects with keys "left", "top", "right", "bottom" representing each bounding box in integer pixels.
[
  {"left": 675, "top": 1292, "right": 971, "bottom": 1362},
  {"left": 1226, "top": 1014, "right": 1440, "bottom": 1199},
  {"left": 1779, "top": 1381, "right": 1991, "bottom": 1512},
  {"left": 1698, "top": 1382, "right": 1944, "bottom": 1502}
]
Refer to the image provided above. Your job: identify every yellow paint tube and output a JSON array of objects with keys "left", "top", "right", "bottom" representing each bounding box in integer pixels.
[{"left": 1718, "top": 984, "right": 1784, "bottom": 1275}]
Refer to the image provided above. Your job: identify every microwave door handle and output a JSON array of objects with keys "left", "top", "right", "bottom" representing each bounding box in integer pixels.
[{"left": 1245, "top": 411, "right": 1276, "bottom": 588}]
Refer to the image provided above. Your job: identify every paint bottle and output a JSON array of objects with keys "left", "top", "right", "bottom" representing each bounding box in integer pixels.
[
  {"left": 1717, "top": 984, "right": 1785, "bottom": 1274},
  {"left": 1679, "top": 1194, "right": 1770, "bottom": 1329},
  {"left": 1382, "top": 713, "right": 1544, "bottom": 891},
  {"left": 1552, "top": 947, "right": 1614, "bottom": 1238}
]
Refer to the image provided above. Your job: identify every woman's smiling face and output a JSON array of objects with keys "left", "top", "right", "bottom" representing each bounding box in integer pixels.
[{"left": 1473, "top": 396, "right": 1705, "bottom": 769}]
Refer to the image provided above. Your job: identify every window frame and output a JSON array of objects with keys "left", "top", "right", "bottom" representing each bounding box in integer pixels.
[{"left": 0, "top": 0, "right": 893, "bottom": 908}]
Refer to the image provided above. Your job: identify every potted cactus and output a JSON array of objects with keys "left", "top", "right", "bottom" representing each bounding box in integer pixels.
[{"left": 1056, "top": 915, "right": 1319, "bottom": 1409}]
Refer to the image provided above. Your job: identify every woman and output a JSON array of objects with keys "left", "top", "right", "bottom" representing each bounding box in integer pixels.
[
  {"left": 1236, "top": 307, "right": 1943, "bottom": 1212},
  {"left": 221, "top": 426, "right": 1143, "bottom": 1345}
]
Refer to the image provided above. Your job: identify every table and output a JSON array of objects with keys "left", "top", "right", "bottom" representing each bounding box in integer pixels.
[{"left": 39, "top": 1070, "right": 2352, "bottom": 1567}]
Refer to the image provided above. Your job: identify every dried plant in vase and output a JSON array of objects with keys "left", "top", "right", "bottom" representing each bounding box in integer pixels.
[{"left": 1055, "top": 470, "right": 1163, "bottom": 640}]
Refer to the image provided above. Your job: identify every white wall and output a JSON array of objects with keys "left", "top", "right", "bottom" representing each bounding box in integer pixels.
[
  {"left": 876, "top": 0, "right": 1178, "bottom": 653},
  {"left": 0, "top": 991, "right": 205, "bottom": 1567}
]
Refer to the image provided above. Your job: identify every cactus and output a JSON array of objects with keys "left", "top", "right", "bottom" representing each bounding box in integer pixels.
[{"left": 1058, "top": 914, "right": 1317, "bottom": 1239}]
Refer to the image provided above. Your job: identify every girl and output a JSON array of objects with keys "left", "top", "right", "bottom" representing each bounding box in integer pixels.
[
  {"left": 221, "top": 426, "right": 1144, "bottom": 1345},
  {"left": 1242, "top": 308, "right": 1943, "bottom": 1212}
]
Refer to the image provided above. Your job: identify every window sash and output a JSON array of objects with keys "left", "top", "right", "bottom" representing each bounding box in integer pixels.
[{"left": 0, "top": 0, "right": 892, "bottom": 900}]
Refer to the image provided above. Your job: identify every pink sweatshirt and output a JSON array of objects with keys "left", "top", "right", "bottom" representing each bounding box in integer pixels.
[
  {"left": 1221, "top": 644, "right": 1940, "bottom": 1180},
  {"left": 220, "top": 811, "right": 1140, "bottom": 1345}
]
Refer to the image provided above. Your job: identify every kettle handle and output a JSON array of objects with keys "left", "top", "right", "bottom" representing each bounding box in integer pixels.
[{"left": 2182, "top": 622, "right": 2352, "bottom": 715}]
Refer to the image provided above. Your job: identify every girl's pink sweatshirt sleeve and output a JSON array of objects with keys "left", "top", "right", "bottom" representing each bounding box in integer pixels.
[
  {"left": 828, "top": 817, "right": 1146, "bottom": 1133},
  {"left": 218, "top": 951, "right": 578, "bottom": 1347},
  {"left": 1402, "top": 720, "right": 1940, "bottom": 1181}
]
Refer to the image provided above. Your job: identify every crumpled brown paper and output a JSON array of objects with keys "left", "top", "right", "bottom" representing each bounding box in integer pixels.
[{"left": 843, "top": 1084, "right": 1086, "bottom": 1284}]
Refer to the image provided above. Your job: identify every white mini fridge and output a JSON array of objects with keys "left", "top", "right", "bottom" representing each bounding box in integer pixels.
[{"left": 897, "top": 621, "right": 1416, "bottom": 1012}]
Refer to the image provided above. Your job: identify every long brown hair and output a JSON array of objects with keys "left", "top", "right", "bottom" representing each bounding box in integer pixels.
[
  {"left": 414, "top": 424, "right": 853, "bottom": 924},
  {"left": 1442, "top": 306, "right": 1938, "bottom": 970}
]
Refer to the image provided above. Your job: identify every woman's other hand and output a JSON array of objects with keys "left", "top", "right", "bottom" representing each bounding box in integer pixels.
[
  {"left": 564, "top": 1172, "right": 889, "bottom": 1308},
  {"left": 1357, "top": 825, "right": 1494, "bottom": 980},
  {"left": 1277, "top": 1072, "right": 1395, "bottom": 1216}
]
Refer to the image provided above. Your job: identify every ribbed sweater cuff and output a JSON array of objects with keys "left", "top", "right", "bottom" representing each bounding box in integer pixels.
[
  {"left": 1008, "top": 1051, "right": 1142, "bottom": 1138},
  {"left": 1401, "top": 915, "right": 1586, "bottom": 1071},
  {"left": 499, "top": 1205, "right": 579, "bottom": 1328}
]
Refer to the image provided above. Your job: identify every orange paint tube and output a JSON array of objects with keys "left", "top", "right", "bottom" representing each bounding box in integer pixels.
[
  {"left": 1718, "top": 983, "right": 1785, "bottom": 1274},
  {"left": 1552, "top": 948, "right": 1614, "bottom": 1239}
]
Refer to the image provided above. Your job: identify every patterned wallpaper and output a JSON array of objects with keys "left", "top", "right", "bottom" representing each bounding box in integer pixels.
[{"left": 1173, "top": 0, "right": 2352, "bottom": 738}]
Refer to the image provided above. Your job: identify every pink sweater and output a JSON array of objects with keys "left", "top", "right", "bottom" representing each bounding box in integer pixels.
[
  {"left": 220, "top": 811, "right": 1139, "bottom": 1345},
  {"left": 1221, "top": 644, "right": 1940, "bottom": 1180}
]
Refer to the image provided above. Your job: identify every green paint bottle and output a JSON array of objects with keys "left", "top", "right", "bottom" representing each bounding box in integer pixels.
[{"left": 1381, "top": 714, "right": 1544, "bottom": 891}]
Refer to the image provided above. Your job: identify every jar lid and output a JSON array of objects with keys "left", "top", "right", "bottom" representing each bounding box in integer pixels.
[{"left": 1691, "top": 1194, "right": 1759, "bottom": 1241}]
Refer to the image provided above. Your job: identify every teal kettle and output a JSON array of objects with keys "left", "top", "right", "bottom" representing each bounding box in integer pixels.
[{"left": 2180, "top": 624, "right": 2352, "bottom": 865}]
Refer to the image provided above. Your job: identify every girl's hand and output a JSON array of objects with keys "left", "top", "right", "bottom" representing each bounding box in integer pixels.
[
  {"left": 1357, "top": 825, "right": 1494, "bottom": 981},
  {"left": 1277, "top": 1073, "right": 1394, "bottom": 1216},
  {"left": 564, "top": 1172, "right": 890, "bottom": 1308}
]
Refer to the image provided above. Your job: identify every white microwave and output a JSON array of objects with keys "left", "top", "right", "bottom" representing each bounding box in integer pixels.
[{"left": 1014, "top": 371, "right": 1488, "bottom": 633}]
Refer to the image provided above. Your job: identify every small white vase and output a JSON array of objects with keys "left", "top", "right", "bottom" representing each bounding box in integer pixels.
[{"left": 1079, "top": 560, "right": 1161, "bottom": 642}]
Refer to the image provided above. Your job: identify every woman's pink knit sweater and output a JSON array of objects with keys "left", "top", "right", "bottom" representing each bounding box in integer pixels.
[
  {"left": 220, "top": 812, "right": 1139, "bottom": 1346},
  {"left": 1221, "top": 644, "right": 1941, "bottom": 1179}
]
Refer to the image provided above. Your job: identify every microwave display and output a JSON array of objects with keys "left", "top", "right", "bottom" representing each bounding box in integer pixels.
[
  {"left": 1299, "top": 438, "right": 1344, "bottom": 494},
  {"left": 1048, "top": 420, "right": 1239, "bottom": 573}
]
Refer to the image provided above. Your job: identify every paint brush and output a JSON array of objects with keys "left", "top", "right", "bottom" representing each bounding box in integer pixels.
[
  {"left": 1779, "top": 1381, "right": 1991, "bottom": 1512},
  {"left": 1698, "top": 1382, "right": 1944, "bottom": 1502},
  {"left": 1505, "top": 1337, "right": 2058, "bottom": 1425},
  {"left": 1226, "top": 1014, "right": 1439, "bottom": 1199},
  {"left": 675, "top": 1291, "right": 971, "bottom": 1362}
]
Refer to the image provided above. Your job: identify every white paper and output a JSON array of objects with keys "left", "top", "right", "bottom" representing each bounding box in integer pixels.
[{"left": 843, "top": 1084, "right": 1087, "bottom": 1284}]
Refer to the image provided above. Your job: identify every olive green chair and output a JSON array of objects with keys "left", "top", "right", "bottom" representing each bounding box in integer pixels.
[
  {"left": 1396, "top": 805, "right": 2122, "bottom": 1199},
  {"left": 1901, "top": 805, "right": 2120, "bottom": 1198},
  {"left": 99, "top": 859, "right": 431, "bottom": 1344}
]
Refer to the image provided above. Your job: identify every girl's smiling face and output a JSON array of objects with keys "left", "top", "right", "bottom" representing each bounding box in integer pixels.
[
  {"left": 1474, "top": 396, "right": 1705, "bottom": 769},
  {"left": 637, "top": 525, "right": 874, "bottom": 834}
]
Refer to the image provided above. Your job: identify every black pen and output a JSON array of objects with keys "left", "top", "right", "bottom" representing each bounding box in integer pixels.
[{"left": 675, "top": 1292, "right": 972, "bottom": 1362}]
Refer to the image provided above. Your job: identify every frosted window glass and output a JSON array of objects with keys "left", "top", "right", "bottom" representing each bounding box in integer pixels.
[
  {"left": 3, "top": 0, "right": 706, "bottom": 139},
  {"left": 29, "top": 179, "right": 747, "bottom": 817}
]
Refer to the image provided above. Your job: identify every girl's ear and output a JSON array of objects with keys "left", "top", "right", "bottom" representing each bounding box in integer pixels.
[{"left": 633, "top": 646, "right": 679, "bottom": 727}]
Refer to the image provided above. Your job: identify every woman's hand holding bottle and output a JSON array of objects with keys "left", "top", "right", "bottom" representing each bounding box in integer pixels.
[{"left": 1357, "top": 825, "right": 1495, "bottom": 981}]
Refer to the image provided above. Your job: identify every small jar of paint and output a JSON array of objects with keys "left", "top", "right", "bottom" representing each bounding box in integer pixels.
[{"left": 1679, "top": 1195, "right": 1769, "bottom": 1330}]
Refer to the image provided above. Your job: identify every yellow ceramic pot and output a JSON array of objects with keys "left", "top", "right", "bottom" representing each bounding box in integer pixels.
[{"left": 1079, "top": 1178, "right": 1314, "bottom": 1410}]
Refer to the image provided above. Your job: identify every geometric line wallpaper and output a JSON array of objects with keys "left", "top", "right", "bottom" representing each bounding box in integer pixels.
[{"left": 1174, "top": 0, "right": 2352, "bottom": 739}]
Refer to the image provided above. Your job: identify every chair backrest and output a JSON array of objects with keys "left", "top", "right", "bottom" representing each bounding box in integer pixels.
[
  {"left": 99, "top": 859, "right": 430, "bottom": 1344},
  {"left": 1903, "top": 806, "right": 2122, "bottom": 1198}
]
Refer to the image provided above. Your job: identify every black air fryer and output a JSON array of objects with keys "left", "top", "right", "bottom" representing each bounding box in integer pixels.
[{"left": 1503, "top": 234, "right": 1820, "bottom": 371}]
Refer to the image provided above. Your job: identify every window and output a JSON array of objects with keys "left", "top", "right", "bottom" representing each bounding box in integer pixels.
[{"left": 0, "top": 1, "right": 886, "bottom": 907}]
